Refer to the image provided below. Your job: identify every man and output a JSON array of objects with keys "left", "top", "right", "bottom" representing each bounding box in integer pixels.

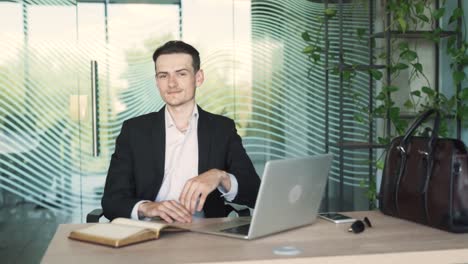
[{"left": 102, "top": 40, "right": 260, "bottom": 223}]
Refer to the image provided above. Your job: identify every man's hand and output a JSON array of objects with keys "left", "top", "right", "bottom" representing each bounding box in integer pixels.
[
  {"left": 138, "top": 200, "right": 192, "bottom": 223},
  {"left": 179, "top": 169, "right": 231, "bottom": 214}
]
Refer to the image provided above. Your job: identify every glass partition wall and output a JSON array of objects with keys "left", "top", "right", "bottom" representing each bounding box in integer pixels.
[
  {"left": 0, "top": 0, "right": 181, "bottom": 222},
  {"left": 0, "top": 0, "right": 374, "bottom": 223}
]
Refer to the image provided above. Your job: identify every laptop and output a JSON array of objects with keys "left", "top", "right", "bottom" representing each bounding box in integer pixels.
[{"left": 187, "top": 154, "right": 333, "bottom": 240}]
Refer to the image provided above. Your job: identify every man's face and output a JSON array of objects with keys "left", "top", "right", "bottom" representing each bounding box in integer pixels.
[{"left": 155, "top": 53, "right": 204, "bottom": 108}]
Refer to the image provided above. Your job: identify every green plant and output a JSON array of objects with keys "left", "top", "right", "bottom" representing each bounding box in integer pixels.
[
  {"left": 302, "top": 0, "right": 468, "bottom": 209},
  {"left": 375, "top": 0, "right": 468, "bottom": 137}
]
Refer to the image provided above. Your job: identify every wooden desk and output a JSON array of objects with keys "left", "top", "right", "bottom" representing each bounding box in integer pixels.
[{"left": 42, "top": 211, "right": 468, "bottom": 264}]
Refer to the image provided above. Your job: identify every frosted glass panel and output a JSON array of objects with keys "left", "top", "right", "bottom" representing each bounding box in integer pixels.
[{"left": 0, "top": 1, "right": 79, "bottom": 215}]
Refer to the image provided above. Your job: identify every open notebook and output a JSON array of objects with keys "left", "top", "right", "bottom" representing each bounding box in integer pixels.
[{"left": 69, "top": 218, "right": 185, "bottom": 248}]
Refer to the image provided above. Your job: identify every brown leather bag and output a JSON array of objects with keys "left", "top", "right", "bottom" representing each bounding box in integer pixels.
[{"left": 379, "top": 109, "right": 468, "bottom": 233}]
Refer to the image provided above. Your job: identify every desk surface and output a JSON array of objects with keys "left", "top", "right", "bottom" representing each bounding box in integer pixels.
[{"left": 42, "top": 211, "right": 468, "bottom": 264}]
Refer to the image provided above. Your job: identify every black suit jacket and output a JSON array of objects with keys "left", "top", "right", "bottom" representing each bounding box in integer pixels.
[{"left": 102, "top": 106, "right": 260, "bottom": 220}]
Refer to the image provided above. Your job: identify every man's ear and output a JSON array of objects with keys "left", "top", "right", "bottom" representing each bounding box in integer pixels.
[{"left": 195, "top": 69, "right": 204, "bottom": 87}]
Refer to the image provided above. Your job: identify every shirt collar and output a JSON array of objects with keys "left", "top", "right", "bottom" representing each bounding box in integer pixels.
[{"left": 165, "top": 104, "right": 199, "bottom": 129}]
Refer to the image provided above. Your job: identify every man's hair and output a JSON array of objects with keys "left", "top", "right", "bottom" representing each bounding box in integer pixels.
[{"left": 152, "top": 40, "right": 200, "bottom": 72}]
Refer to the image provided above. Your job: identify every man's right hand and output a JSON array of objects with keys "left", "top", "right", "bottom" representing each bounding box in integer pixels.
[{"left": 138, "top": 201, "right": 192, "bottom": 223}]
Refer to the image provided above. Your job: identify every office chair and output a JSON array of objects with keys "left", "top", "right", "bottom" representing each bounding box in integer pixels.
[{"left": 86, "top": 204, "right": 251, "bottom": 223}]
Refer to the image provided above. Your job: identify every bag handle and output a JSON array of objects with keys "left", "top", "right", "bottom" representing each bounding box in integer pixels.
[
  {"left": 393, "top": 109, "right": 440, "bottom": 216},
  {"left": 402, "top": 109, "right": 440, "bottom": 192},
  {"left": 399, "top": 109, "right": 440, "bottom": 151}
]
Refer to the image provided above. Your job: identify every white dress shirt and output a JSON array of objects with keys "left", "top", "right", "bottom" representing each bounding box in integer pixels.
[{"left": 131, "top": 105, "right": 238, "bottom": 219}]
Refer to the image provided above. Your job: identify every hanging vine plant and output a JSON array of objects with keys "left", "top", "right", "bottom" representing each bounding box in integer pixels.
[{"left": 301, "top": 0, "right": 468, "bottom": 209}]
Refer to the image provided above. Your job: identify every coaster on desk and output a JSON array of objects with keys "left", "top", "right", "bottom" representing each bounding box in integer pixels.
[{"left": 272, "top": 246, "right": 302, "bottom": 256}]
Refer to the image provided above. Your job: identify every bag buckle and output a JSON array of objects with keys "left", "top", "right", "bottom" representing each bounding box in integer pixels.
[
  {"left": 396, "top": 146, "right": 406, "bottom": 154},
  {"left": 454, "top": 162, "right": 462, "bottom": 173},
  {"left": 418, "top": 150, "right": 429, "bottom": 157}
]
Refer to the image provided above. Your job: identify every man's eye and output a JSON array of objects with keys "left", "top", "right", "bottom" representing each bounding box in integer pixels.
[
  {"left": 158, "top": 75, "right": 167, "bottom": 79},
  {"left": 178, "top": 72, "right": 187, "bottom": 76}
]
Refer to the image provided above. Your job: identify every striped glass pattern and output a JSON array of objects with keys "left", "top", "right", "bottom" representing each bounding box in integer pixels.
[
  {"left": 0, "top": 0, "right": 374, "bottom": 221},
  {"left": 246, "top": 0, "right": 375, "bottom": 211}
]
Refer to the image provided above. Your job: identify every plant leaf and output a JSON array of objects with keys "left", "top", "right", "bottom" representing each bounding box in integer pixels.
[
  {"left": 453, "top": 70, "right": 466, "bottom": 85},
  {"left": 411, "top": 90, "right": 421, "bottom": 97},
  {"left": 311, "top": 53, "right": 320, "bottom": 63},
  {"left": 376, "top": 92, "right": 386, "bottom": 100},
  {"left": 449, "top": 7, "right": 463, "bottom": 25},
  {"left": 331, "top": 67, "right": 339, "bottom": 75},
  {"left": 354, "top": 113, "right": 364, "bottom": 123},
  {"left": 461, "top": 105, "right": 468, "bottom": 120},
  {"left": 377, "top": 136, "right": 390, "bottom": 145},
  {"left": 394, "top": 119, "right": 409, "bottom": 135},
  {"left": 447, "top": 35, "right": 457, "bottom": 50},
  {"left": 374, "top": 106, "right": 387, "bottom": 117},
  {"left": 356, "top": 28, "right": 366, "bottom": 39},
  {"left": 397, "top": 17, "right": 407, "bottom": 33},
  {"left": 369, "top": 69, "right": 383, "bottom": 80},
  {"left": 384, "top": 85, "right": 399, "bottom": 93},
  {"left": 389, "top": 106, "right": 400, "bottom": 120},
  {"left": 459, "top": 55, "right": 468, "bottom": 67},
  {"left": 324, "top": 8, "right": 337, "bottom": 18},
  {"left": 460, "top": 88, "right": 468, "bottom": 100},
  {"left": 401, "top": 50, "right": 417, "bottom": 61},
  {"left": 448, "top": 95, "right": 457, "bottom": 109},
  {"left": 343, "top": 70, "right": 353, "bottom": 81},
  {"left": 394, "top": 62, "right": 409, "bottom": 70},
  {"left": 398, "top": 42, "right": 409, "bottom": 51},
  {"left": 421, "top": 86, "right": 435, "bottom": 96},
  {"left": 412, "top": 62, "right": 423, "bottom": 73},
  {"left": 301, "top": 31, "right": 311, "bottom": 41},
  {"left": 303, "top": 45, "right": 314, "bottom": 54},
  {"left": 404, "top": 99, "right": 413, "bottom": 109},
  {"left": 432, "top": 8, "right": 446, "bottom": 20},
  {"left": 416, "top": 14, "right": 429, "bottom": 23},
  {"left": 415, "top": 2, "right": 425, "bottom": 14},
  {"left": 376, "top": 160, "right": 385, "bottom": 170}
]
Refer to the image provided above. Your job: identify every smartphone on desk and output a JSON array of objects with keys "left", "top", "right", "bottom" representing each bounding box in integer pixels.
[{"left": 319, "top": 212, "right": 355, "bottom": 224}]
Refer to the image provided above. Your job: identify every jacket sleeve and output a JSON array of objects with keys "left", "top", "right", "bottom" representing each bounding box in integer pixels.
[
  {"left": 224, "top": 120, "right": 261, "bottom": 208},
  {"left": 101, "top": 121, "right": 140, "bottom": 220}
]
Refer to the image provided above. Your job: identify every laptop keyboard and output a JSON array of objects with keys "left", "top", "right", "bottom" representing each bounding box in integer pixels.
[{"left": 220, "top": 224, "right": 250, "bottom": 235}]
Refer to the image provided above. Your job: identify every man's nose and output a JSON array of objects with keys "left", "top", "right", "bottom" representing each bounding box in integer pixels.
[{"left": 168, "top": 74, "right": 177, "bottom": 87}]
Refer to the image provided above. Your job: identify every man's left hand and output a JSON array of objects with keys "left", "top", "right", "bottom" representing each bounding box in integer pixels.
[{"left": 179, "top": 169, "right": 231, "bottom": 213}]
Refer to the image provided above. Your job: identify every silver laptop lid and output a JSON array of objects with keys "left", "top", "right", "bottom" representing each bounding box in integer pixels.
[{"left": 248, "top": 154, "right": 333, "bottom": 239}]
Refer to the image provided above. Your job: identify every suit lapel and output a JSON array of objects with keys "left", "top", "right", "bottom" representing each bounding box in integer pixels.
[
  {"left": 151, "top": 106, "right": 166, "bottom": 200},
  {"left": 197, "top": 106, "right": 212, "bottom": 174}
]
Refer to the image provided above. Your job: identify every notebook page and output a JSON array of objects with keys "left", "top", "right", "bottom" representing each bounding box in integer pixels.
[{"left": 76, "top": 224, "right": 146, "bottom": 240}]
